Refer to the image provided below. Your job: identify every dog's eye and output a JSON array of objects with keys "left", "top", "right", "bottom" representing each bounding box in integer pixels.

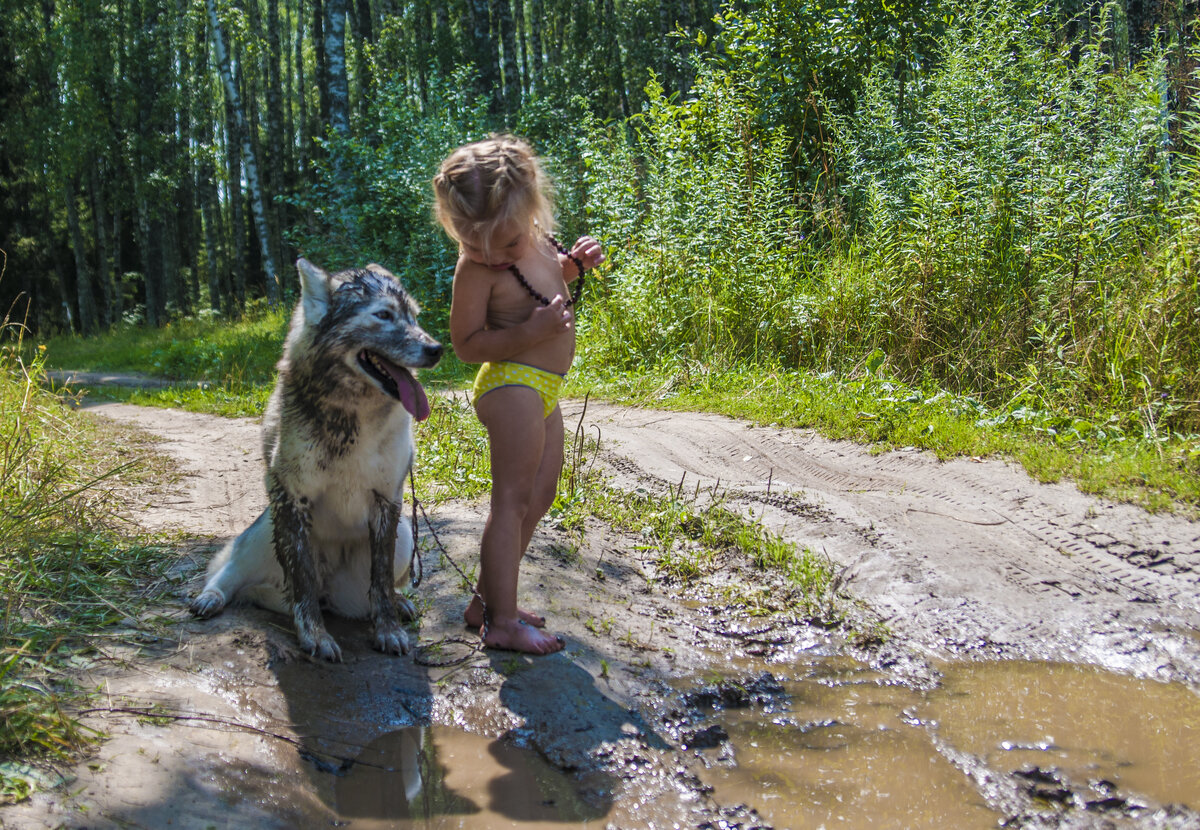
[{"left": 374, "top": 310, "right": 394, "bottom": 321}]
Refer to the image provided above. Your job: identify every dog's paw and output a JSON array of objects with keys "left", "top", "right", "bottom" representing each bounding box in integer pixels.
[
  {"left": 395, "top": 594, "right": 419, "bottom": 622},
  {"left": 373, "top": 624, "right": 410, "bottom": 656},
  {"left": 301, "top": 631, "right": 343, "bottom": 662},
  {"left": 190, "top": 589, "right": 227, "bottom": 619}
]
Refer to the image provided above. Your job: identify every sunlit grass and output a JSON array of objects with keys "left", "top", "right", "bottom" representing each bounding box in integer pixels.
[
  {"left": 0, "top": 329, "right": 178, "bottom": 802},
  {"left": 569, "top": 360, "right": 1200, "bottom": 514},
  {"left": 552, "top": 445, "right": 843, "bottom": 622}
]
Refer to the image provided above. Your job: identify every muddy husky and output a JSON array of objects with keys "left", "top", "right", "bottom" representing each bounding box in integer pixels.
[{"left": 191, "top": 259, "right": 443, "bottom": 660}]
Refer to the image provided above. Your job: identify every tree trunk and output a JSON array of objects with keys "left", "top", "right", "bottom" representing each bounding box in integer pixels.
[
  {"left": 137, "top": 196, "right": 163, "bottom": 327},
  {"left": 265, "top": 0, "right": 288, "bottom": 289},
  {"left": 173, "top": 0, "right": 195, "bottom": 316},
  {"left": 514, "top": 0, "right": 528, "bottom": 97},
  {"left": 325, "top": 0, "right": 351, "bottom": 139},
  {"left": 110, "top": 174, "right": 125, "bottom": 322},
  {"left": 468, "top": 0, "right": 498, "bottom": 109},
  {"left": 434, "top": 2, "right": 452, "bottom": 78},
  {"left": 314, "top": 0, "right": 331, "bottom": 127},
  {"left": 353, "top": 0, "right": 373, "bottom": 124},
  {"left": 296, "top": 0, "right": 311, "bottom": 182},
  {"left": 64, "top": 177, "right": 99, "bottom": 335},
  {"left": 162, "top": 205, "right": 184, "bottom": 316},
  {"left": 207, "top": 0, "right": 280, "bottom": 305},
  {"left": 224, "top": 68, "right": 247, "bottom": 311},
  {"left": 529, "top": 0, "right": 543, "bottom": 91},
  {"left": 87, "top": 159, "right": 118, "bottom": 327},
  {"left": 283, "top": 0, "right": 297, "bottom": 183},
  {"left": 494, "top": 0, "right": 519, "bottom": 115},
  {"left": 415, "top": 0, "right": 432, "bottom": 106},
  {"left": 605, "top": 0, "right": 629, "bottom": 118}
]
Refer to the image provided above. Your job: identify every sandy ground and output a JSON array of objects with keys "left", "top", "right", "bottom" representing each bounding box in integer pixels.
[{"left": 3, "top": 390, "right": 1200, "bottom": 829}]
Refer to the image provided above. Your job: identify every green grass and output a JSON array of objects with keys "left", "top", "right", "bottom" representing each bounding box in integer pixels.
[
  {"left": 40, "top": 306, "right": 291, "bottom": 384},
  {"left": 552, "top": 437, "right": 843, "bottom": 621},
  {"left": 41, "top": 306, "right": 477, "bottom": 417},
  {"left": 569, "top": 360, "right": 1200, "bottom": 514},
  {"left": 0, "top": 336, "right": 180, "bottom": 802}
]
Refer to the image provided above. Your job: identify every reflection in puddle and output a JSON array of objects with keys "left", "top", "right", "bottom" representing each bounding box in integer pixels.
[
  {"left": 335, "top": 724, "right": 608, "bottom": 828},
  {"left": 697, "top": 660, "right": 1200, "bottom": 828}
]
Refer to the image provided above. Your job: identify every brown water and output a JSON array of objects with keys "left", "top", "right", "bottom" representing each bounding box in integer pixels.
[
  {"left": 700, "top": 659, "right": 1200, "bottom": 829},
  {"left": 334, "top": 660, "right": 1200, "bottom": 828},
  {"left": 334, "top": 724, "right": 609, "bottom": 828}
]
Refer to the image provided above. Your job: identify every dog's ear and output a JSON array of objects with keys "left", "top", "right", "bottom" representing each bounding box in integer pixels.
[
  {"left": 365, "top": 262, "right": 421, "bottom": 314},
  {"left": 296, "top": 258, "right": 333, "bottom": 321},
  {"left": 365, "top": 263, "right": 395, "bottom": 280}
]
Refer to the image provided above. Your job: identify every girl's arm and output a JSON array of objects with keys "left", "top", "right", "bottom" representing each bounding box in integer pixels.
[{"left": 450, "top": 262, "right": 572, "bottom": 364}]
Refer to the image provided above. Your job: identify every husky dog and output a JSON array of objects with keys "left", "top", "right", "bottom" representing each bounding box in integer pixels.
[{"left": 191, "top": 259, "right": 443, "bottom": 661}]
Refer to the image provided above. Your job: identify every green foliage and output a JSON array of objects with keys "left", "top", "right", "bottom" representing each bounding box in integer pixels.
[
  {"left": 831, "top": 1, "right": 1184, "bottom": 420},
  {"left": 715, "top": 0, "right": 948, "bottom": 162},
  {"left": 285, "top": 66, "right": 491, "bottom": 332},
  {"left": 580, "top": 70, "right": 811, "bottom": 371},
  {"left": 39, "top": 306, "right": 290, "bottom": 384},
  {"left": 574, "top": 0, "right": 1200, "bottom": 458},
  {"left": 0, "top": 325, "right": 176, "bottom": 793}
]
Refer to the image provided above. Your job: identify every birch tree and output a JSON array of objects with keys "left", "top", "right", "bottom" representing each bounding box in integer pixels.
[{"left": 206, "top": 0, "right": 280, "bottom": 305}]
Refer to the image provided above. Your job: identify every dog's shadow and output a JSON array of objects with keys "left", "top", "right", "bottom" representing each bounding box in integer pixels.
[
  {"left": 268, "top": 619, "right": 440, "bottom": 819},
  {"left": 269, "top": 617, "right": 643, "bottom": 825}
]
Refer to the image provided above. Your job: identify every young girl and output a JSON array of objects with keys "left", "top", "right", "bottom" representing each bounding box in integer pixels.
[{"left": 433, "top": 135, "right": 604, "bottom": 654}]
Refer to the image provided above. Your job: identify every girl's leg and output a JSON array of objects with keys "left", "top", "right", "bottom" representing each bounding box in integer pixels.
[
  {"left": 521, "top": 404, "right": 565, "bottom": 552},
  {"left": 465, "top": 400, "right": 565, "bottom": 630},
  {"left": 471, "top": 386, "right": 564, "bottom": 654}
]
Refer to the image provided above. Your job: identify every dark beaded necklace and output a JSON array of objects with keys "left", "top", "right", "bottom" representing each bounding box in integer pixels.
[{"left": 508, "top": 234, "right": 586, "bottom": 308}]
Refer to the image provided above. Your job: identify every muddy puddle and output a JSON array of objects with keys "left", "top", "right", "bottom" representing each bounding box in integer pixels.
[
  {"left": 681, "top": 657, "right": 1200, "bottom": 828},
  {"left": 321, "top": 657, "right": 1200, "bottom": 829},
  {"left": 335, "top": 724, "right": 610, "bottom": 828}
]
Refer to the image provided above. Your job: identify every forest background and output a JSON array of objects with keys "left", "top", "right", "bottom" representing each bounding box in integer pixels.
[
  {"left": 2, "top": 0, "right": 1200, "bottom": 469},
  {"left": 2, "top": 0, "right": 1200, "bottom": 794}
]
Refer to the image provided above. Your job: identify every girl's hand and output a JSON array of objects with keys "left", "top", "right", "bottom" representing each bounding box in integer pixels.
[
  {"left": 570, "top": 236, "right": 605, "bottom": 272},
  {"left": 528, "top": 294, "right": 573, "bottom": 339}
]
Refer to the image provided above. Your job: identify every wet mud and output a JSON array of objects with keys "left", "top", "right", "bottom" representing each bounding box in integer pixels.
[{"left": 3, "top": 398, "right": 1199, "bottom": 829}]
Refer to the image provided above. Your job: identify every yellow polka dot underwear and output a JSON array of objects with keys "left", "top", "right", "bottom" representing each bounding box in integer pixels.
[{"left": 472, "top": 361, "right": 566, "bottom": 418}]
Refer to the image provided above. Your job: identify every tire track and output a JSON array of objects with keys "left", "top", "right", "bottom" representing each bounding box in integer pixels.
[{"left": 567, "top": 401, "right": 1200, "bottom": 683}]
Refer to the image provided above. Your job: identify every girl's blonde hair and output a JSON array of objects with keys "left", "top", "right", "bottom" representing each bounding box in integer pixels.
[{"left": 432, "top": 135, "right": 554, "bottom": 256}]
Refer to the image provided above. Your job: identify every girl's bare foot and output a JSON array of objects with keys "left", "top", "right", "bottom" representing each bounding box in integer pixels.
[
  {"left": 464, "top": 595, "right": 544, "bottom": 628},
  {"left": 482, "top": 618, "right": 564, "bottom": 655}
]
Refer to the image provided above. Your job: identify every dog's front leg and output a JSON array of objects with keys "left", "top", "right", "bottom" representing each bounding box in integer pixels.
[
  {"left": 270, "top": 478, "right": 342, "bottom": 661},
  {"left": 369, "top": 492, "right": 410, "bottom": 655}
]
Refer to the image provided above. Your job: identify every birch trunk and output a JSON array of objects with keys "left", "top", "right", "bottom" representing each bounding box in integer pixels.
[
  {"left": 325, "top": 0, "right": 350, "bottom": 139},
  {"left": 206, "top": 0, "right": 280, "bottom": 306}
]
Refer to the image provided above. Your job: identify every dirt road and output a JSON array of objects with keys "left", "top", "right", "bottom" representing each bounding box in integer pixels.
[{"left": 4, "top": 396, "right": 1199, "bottom": 829}]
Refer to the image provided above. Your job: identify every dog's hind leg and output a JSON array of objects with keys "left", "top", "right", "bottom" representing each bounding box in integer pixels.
[
  {"left": 368, "top": 492, "right": 410, "bottom": 655},
  {"left": 191, "top": 510, "right": 282, "bottom": 618},
  {"left": 270, "top": 478, "right": 342, "bottom": 661}
]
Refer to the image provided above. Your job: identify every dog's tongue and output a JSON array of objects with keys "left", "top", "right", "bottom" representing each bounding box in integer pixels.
[{"left": 394, "top": 368, "right": 431, "bottom": 421}]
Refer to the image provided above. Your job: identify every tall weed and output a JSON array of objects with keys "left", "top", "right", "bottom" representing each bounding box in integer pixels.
[
  {"left": 0, "top": 311, "right": 171, "bottom": 791},
  {"left": 576, "top": 0, "right": 1199, "bottom": 436},
  {"left": 580, "top": 72, "right": 810, "bottom": 372},
  {"left": 833, "top": 1, "right": 1181, "bottom": 425}
]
